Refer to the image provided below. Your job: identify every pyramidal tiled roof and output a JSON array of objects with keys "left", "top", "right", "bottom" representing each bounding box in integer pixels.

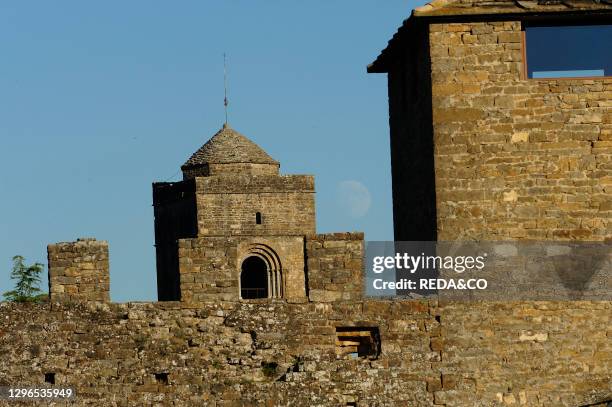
[
  {"left": 182, "top": 124, "right": 279, "bottom": 169},
  {"left": 414, "top": 0, "right": 612, "bottom": 17}
]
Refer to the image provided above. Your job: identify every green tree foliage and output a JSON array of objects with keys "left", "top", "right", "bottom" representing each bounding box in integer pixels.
[{"left": 3, "top": 255, "right": 47, "bottom": 302}]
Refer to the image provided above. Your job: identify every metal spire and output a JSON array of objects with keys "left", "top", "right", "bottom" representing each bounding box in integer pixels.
[{"left": 223, "top": 53, "right": 229, "bottom": 127}]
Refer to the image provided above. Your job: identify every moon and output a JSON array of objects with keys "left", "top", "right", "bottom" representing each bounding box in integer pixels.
[{"left": 337, "top": 180, "right": 372, "bottom": 218}]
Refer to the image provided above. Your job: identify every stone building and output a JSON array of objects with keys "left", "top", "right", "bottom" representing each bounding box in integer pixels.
[
  {"left": 1, "top": 1, "right": 611, "bottom": 406},
  {"left": 152, "top": 123, "right": 316, "bottom": 303},
  {"left": 368, "top": 0, "right": 611, "bottom": 242}
]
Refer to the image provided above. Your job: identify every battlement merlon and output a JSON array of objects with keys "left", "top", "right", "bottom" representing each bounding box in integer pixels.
[{"left": 47, "top": 238, "right": 110, "bottom": 303}]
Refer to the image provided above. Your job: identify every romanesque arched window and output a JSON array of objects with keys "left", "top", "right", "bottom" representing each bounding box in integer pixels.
[
  {"left": 240, "top": 256, "right": 268, "bottom": 299},
  {"left": 239, "top": 245, "right": 283, "bottom": 300}
]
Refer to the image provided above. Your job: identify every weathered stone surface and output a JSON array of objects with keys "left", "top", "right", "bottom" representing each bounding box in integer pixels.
[{"left": 47, "top": 238, "right": 110, "bottom": 303}]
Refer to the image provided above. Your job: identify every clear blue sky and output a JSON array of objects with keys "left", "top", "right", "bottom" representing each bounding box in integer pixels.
[{"left": 0, "top": 1, "right": 423, "bottom": 301}]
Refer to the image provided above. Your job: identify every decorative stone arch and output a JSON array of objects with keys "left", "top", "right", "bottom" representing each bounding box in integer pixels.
[{"left": 239, "top": 244, "right": 283, "bottom": 299}]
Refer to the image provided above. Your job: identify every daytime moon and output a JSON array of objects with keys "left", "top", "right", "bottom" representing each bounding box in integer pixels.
[{"left": 337, "top": 180, "right": 372, "bottom": 218}]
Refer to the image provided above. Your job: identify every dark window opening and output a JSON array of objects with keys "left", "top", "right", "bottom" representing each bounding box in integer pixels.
[
  {"left": 256, "top": 212, "right": 262, "bottom": 225},
  {"left": 155, "top": 372, "right": 169, "bottom": 385},
  {"left": 335, "top": 327, "right": 381, "bottom": 360},
  {"left": 524, "top": 24, "right": 612, "bottom": 79},
  {"left": 240, "top": 256, "right": 268, "bottom": 299},
  {"left": 44, "top": 373, "right": 55, "bottom": 385}
]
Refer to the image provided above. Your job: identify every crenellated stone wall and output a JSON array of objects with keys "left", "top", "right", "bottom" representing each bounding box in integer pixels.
[{"left": 47, "top": 238, "right": 110, "bottom": 303}]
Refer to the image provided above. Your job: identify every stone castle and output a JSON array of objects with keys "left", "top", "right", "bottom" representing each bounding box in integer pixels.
[{"left": 1, "top": 1, "right": 611, "bottom": 406}]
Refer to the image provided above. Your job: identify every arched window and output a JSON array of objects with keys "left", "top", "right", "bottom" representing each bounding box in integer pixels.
[
  {"left": 240, "top": 256, "right": 268, "bottom": 299},
  {"left": 255, "top": 212, "right": 262, "bottom": 225}
]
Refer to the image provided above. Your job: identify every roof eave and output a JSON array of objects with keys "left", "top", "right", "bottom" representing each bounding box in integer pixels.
[{"left": 367, "top": 7, "right": 612, "bottom": 74}]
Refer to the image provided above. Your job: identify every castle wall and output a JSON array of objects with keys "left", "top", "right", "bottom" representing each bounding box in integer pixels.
[
  {"left": 178, "top": 236, "right": 307, "bottom": 302},
  {"left": 305, "top": 233, "right": 365, "bottom": 302},
  {"left": 428, "top": 21, "right": 611, "bottom": 241},
  {"left": 47, "top": 238, "right": 110, "bottom": 302},
  {"left": 0, "top": 301, "right": 438, "bottom": 406},
  {"left": 194, "top": 175, "right": 316, "bottom": 237},
  {"left": 422, "top": 20, "right": 612, "bottom": 405},
  {"left": 432, "top": 301, "right": 612, "bottom": 406},
  {"left": 2, "top": 300, "right": 610, "bottom": 406}
]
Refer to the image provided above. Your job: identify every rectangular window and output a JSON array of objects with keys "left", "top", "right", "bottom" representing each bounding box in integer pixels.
[
  {"left": 335, "top": 327, "right": 380, "bottom": 360},
  {"left": 524, "top": 24, "right": 612, "bottom": 79}
]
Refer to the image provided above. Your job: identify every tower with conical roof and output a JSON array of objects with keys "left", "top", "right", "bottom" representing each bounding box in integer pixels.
[
  {"left": 152, "top": 124, "right": 315, "bottom": 302},
  {"left": 181, "top": 123, "right": 280, "bottom": 178}
]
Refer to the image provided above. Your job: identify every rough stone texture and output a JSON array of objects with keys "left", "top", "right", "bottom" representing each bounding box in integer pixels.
[
  {"left": 367, "top": 6, "right": 612, "bottom": 406},
  {"left": 306, "top": 233, "right": 365, "bottom": 302},
  {"left": 178, "top": 236, "right": 307, "bottom": 303},
  {"left": 9, "top": 5, "right": 612, "bottom": 406},
  {"left": 47, "top": 238, "right": 110, "bottom": 303},
  {"left": 433, "top": 301, "right": 612, "bottom": 407},
  {"left": 1, "top": 300, "right": 610, "bottom": 406},
  {"left": 153, "top": 125, "right": 316, "bottom": 302},
  {"left": 0, "top": 300, "right": 437, "bottom": 407},
  {"left": 379, "top": 17, "right": 611, "bottom": 242},
  {"left": 194, "top": 175, "right": 315, "bottom": 237},
  {"left": 428, "top": 21, "right": 612, "bottom": 241}
]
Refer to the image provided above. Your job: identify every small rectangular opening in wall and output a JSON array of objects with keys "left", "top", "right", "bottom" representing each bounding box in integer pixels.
[
  {"left": 154, "top": 372, "right": 169, "bottom": 385},
  {"left": 44, "top": 373, "right": 55, "bottom": 385},
  {"left": 335, "top": 327, "right": 380, "bottom": 360}
]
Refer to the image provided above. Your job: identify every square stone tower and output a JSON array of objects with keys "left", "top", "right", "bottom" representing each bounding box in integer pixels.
[
  {"left": 153, "top": 124, "right": 316, "bottom": 301},
  {"left": 368, "top": 0, "right": 612, "bottom": 242}
]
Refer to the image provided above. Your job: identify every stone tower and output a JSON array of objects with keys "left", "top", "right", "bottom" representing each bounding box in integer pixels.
[
  {"left": 368, "top": 0, "right": 612, "bottom": 242},
  {"left": 153, "top": 124, "right": 316, "bottom": 301}
]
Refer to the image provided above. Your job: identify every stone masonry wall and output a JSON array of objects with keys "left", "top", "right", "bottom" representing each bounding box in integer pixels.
[
  {"left": 425, "top": 20, "right": 612, "bottom": 406},
  {"left": 47, "top": 238, "right": 110, "bottom": 302},
  {"left": 195, "top": 175, "right": 316, "bottom": 237},
  {"left": 178, "top": 237, "right": 238, "bottom": 302},
  {"left": 0, "top": 300, "right": 438, "bottom": 407},
  {"left": 1, "top": 300, "right": 610, "bottom": 406},
  {"left": 178, "top": 236, "right": 307, "bottom": 303},
  {"left": 433, "top": 301, "right": 612, "bottom": 407},
  {"left": 306, "top": 233, "right": 365, "bottom": 302},
  {"left": 429, "top": 21, "right": 611, "bottom": 241}
]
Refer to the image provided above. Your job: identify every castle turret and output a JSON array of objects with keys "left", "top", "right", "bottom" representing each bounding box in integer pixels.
[{"left": 153, "top": 124, "right": 315, "bottom": 302}]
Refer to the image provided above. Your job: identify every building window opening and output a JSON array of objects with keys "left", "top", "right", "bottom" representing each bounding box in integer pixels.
[
  {"left": 155, "top": 372, "right": 169, "bottom": 385},
  {"left": 335, "top": 327, "right": 381, "bottom": 360},
  {"left": 240, "top": 256, "right": 268, "bottom": 299},
  {"left": 524, "top": 24, "right": 612, "bottom": 79},
  {"left": 44, "top": 373, "right": 55, "bottom": 384},
  {"left": 256, "top": 212, "right": 262, "bottom": 225}
]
